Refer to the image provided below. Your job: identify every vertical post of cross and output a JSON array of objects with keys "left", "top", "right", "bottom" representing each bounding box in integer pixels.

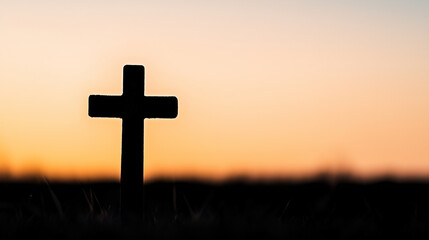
[{"left": 121, "top": 65, "right": 145, "bottom": 220}]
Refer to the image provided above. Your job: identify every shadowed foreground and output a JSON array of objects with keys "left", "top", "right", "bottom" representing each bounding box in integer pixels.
[{"left": 1, "top": 179, "right": 429, "bottom": 239}]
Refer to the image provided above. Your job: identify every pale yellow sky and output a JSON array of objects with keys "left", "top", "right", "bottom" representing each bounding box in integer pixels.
[{"left": 1, "top": 0, "right": 429, "bottom": 180}]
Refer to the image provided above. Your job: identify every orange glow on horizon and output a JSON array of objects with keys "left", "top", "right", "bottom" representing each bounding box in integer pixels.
[{"left": 1, "top": 1, "right": 429, "bottom": 181}]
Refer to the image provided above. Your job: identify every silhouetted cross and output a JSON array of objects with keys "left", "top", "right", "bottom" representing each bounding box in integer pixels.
[{"left": 88, "top": 65, "right": 178, "bottom": 219}]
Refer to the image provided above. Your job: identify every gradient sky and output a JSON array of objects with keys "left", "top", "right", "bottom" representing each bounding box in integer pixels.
[{"left": 1, "top": 0, "right": 429, "bottom": 181}]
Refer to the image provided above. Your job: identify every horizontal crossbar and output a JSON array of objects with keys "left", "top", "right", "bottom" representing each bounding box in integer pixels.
[{"left": 88, "top": 95, "right": 178, "bottom": 119}]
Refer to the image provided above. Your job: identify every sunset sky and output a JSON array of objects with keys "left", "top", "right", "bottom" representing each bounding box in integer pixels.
[{"left": 1, "top": 0, "right": 429, "bottom": 181}]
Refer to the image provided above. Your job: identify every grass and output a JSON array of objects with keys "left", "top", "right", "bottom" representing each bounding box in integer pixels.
[{"left": 1, "top": 178, "right": 429, "bottom": 239}]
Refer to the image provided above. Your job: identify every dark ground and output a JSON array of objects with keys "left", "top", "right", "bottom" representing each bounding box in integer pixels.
[{"left": 1, "top": 178, "right": 429, "bottom": 239}]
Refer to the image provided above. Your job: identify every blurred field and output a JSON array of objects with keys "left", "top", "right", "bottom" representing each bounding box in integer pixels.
[{"left": 1, "top": 178, "right": 429, "bottom": 239}]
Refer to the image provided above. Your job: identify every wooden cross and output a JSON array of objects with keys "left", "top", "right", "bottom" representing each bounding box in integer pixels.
[{"left": 88, "top": 65, "right": 178, "bottom": 219}]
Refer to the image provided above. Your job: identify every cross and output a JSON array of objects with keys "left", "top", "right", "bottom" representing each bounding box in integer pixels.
[{"left": 88, "top": 65, "right": 178, "bottom": 220}]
